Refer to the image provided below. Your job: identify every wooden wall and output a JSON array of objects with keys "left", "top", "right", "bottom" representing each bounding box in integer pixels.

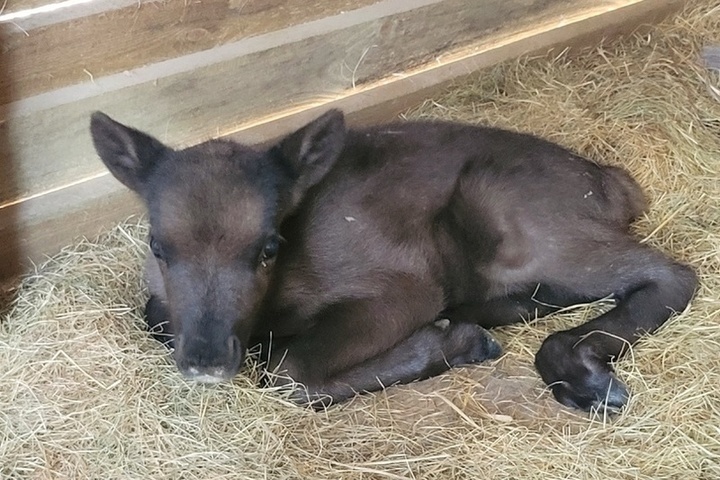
[{"left": 0, "top": 0, "right": 685, "bottom": 281}]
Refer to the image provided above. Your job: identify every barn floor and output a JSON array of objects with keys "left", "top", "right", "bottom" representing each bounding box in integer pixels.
[{"left": 2, "top": 1, "right": 720, "bottom": 478}]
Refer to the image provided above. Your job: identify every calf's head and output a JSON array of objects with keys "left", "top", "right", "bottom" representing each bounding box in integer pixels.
[{"left": 90, "top": 110, "right": 346, "bottom": 382}]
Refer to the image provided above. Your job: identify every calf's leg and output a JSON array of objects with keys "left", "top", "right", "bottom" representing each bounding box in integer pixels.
[
  {"left": 271, "top": 320, "right": 502, "bottom": 408},
  {"left": 534, "top": 240, "right": 697, "bottom": 411},
  {"left": 143, "top": 256, "right": 174, "bottom": 348},
  {"left": 262, "top": 275, "right": 501, "bottom": 407},
  {"left": 441, "top": 284, "right": 589, "bottom": 328},
  {"left": 145, "top": 295, "right": 174, "bottom": 349}
]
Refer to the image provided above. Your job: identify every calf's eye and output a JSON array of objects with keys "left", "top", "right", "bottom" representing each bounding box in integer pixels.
[
  {"left": 149, "top": 236, "right": 164, "bottom": 260},
  {"left": 260, "top": 236, "right": 280, "bottom": 267}
]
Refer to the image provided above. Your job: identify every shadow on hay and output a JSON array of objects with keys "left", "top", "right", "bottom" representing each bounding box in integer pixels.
[{"left": 0, "top": 25, "right": 21, "bottom": 311}]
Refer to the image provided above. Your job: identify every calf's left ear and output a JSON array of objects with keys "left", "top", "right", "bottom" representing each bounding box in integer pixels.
[{"left": 277, "top": 109, "right": 346, "bottom": 211}]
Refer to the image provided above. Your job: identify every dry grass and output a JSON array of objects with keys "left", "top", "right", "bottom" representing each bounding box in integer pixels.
[{"left": 3, "top": 1, "right": 720, "bottom": 478}]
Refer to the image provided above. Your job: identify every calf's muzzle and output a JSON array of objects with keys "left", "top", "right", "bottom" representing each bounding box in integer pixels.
[{"left": 174, "top": 333, "right": 244, "bottom": 383}]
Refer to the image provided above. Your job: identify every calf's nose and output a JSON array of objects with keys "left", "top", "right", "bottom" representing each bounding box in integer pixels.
[{"left": 175, "top": 334, "right": 244, "bottom": 383}]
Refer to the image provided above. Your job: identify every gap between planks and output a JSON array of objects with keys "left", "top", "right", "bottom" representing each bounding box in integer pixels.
[
  {"left": 0, "top": 0, "right": 678, "bottom": 213},
  {"left": 0, "top": 0, "right": 683, "bottom": 283}
]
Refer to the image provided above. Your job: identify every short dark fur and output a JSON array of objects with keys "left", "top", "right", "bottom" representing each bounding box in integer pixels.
[{"left": 90, "top": 110, "right": 697, "bottom": 411}]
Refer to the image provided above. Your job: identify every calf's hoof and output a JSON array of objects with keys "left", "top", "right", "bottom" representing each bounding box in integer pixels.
[
  {"left": 535, "top": 332, "right": 629, "bottom": 412},
  {"left": 435, "top": 320, "right": 503, "bottom": 366},
  {"left": 543, "top": 367, "right": 629, "bottom": 412}
]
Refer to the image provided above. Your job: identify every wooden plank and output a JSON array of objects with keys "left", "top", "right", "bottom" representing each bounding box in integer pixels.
[
  {"left": 0, "top": 0, "right": 381, "bottom": 100},
  {"left": 2, "top": 0, "right": 62, "bottom": 13},
  {"left": 0, "top": 0, "right": 139, "bottom": 27},
  {"left": 0, "top": 0, "right": 685, "bottom": 282},
  {"left": 0, "top": 0, "right": 582, "bottom": 204},
  {"left": 0, "top": 175, "right": 143, "bottom": 280},
  {"left": 0, "top": 6, "right": 17, "bottom": 281}
]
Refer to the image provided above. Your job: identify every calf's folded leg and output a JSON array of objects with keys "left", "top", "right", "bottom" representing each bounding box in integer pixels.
[
  {"left": 534, "top": 241, "right": 697, "bottom": 411},
  {"left": 262, "top": 275, "right": 502, "bottom": 407},
  {"left": 274, "top": 320, "right": 502, "bottom": 408}
]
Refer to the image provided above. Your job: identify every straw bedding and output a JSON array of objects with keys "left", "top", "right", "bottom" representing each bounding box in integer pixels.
[{"left": 2, "top": 1, "right": 720, "bottom": 478}]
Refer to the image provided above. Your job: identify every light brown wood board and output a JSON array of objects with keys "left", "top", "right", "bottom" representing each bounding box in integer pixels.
[
  {"left": 1, "top": 0, "right": 583, "bottom": 204},
  {"left": 0, "top": 0, "right": 686, "bottom": 281},
  {"left": 0, "top": 0, "right": 381, "bottom": 100}
]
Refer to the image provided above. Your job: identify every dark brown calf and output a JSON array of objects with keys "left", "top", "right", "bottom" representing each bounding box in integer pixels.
[{"left": 90, "top": 110, "right": 697, "bottom": 411}]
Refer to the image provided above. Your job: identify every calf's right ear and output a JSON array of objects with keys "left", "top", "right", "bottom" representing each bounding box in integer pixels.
[{"left": 90, "top": 112, "right": 169, "bottom": 193}]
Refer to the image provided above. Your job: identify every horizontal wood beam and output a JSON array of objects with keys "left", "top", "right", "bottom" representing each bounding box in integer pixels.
[
  {"left": 1, "top": 0, "right": 589, "bottom": 205},
  {"left": 0, "top": 0, "right": 685, "bottom": 281},
  {"left": 1, "top": 0, "right": 382, "bottom": 99}
]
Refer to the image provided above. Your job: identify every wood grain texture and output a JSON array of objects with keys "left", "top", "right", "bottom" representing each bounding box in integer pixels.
[
  {"left": 0, "top": 0, "right": 686, "bottom": 282},
  {"left": 0, "top": 14, "right": 19, "bottom": 280},
  {"left": 0, "top": 0, "right": 69, "bottom": 13},
  {"left": 1, "top": 0, "right": 578, "bottom": 204},
  {"left": 0, "top": 0, "right": 139, "bottom": 28},
  {"left": 2, "top": 0, "right": 60, "bottom": 12},
  {"left": 0, "top": 0, "right": 381, "bottom": 100}
]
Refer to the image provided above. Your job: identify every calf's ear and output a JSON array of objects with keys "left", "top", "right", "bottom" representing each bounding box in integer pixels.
[
  {"left": 90, "top": 112, "right": 170, "bottom": 193},
  {"left": 278, "top": 109, "right": 346, "bottom": 210}
]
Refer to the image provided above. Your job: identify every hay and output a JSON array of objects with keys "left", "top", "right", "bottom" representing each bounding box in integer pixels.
[{"left": 3, "top": 1, "right": 720, "bottom": 478}]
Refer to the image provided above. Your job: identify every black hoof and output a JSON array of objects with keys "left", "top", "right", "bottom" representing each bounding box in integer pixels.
[
  {"left": 438, "top": 321, "right": 503, "bottom": 366},
  {"left": 548, "top": 371, "right": 629, "bottom": 412},
  {"left": 535, "top": 332, "right": 629, "bottom": 412}
]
